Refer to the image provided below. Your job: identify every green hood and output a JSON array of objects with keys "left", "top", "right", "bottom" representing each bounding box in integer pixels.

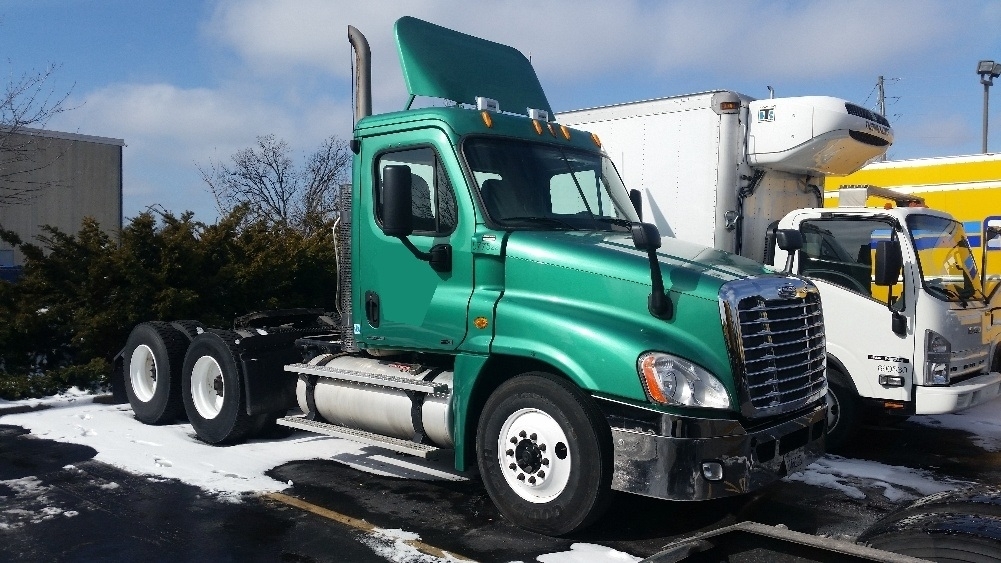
[
  {"left": 504, "top": 230, "right": 772, "bottom": 299},
  {"left": 490, "top": 230, "right": 774, "bottom": 404}
]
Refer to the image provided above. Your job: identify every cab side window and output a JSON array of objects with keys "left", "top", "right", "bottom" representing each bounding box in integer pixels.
[
  {"left": 375, "top": 147, "right": 457, "bottom": 234},
  {"left": 799, "top": 219, "right": 894, "bottom": 303}
]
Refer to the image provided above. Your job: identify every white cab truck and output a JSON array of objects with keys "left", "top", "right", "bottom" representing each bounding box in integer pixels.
[{"left": 559, "top": 91, "right": 1001, "bottom": 449}]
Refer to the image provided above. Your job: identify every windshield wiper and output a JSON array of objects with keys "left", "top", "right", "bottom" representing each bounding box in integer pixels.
[
  {"left": 591, "top": 216, "right": 634, "bottom": 229},
  {"left": 501, "top": 216, "right": 578, "bottom": 230},
  {"left": 924, "top": 283, "right": 964, "bottom": 303}
]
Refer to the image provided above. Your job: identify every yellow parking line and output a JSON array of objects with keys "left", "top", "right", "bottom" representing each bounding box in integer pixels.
[{"left": 264, "top": 492, "right": 478, "bottom": 562}]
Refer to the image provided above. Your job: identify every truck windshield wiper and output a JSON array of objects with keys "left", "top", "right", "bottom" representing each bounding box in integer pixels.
[
  {"left": 501, "top": 216, "right": 578, "bottom": 230},
  {"left": 591, "top": 216, "right": 633, "bottom": 229},
  {"left": 924, "top": 283, "right": 963, "bottom": 303}
]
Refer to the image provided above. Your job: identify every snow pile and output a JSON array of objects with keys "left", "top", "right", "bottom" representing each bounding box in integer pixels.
[
  {"left": 787, "top": 455, "right": 966, "bottom": 501},
  {"left": 0, "top": 391, "right": 465, "bottom": 499},
  {"left": 535, "top": 543, "right": 642, "bottom": 562}
]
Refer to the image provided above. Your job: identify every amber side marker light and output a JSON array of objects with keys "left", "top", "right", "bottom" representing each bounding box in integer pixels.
[
  {"left": 883, "top": 400, "right": 907, "bottom": 410},
  {"left": 481, "top": 111, "right": 493, "bottom": 128},
  {"left": 719, "top": 101, "right": 740, "bottom": 111},
  {"left": 474, "top": 316, "right": 489, "bottom": 329},
  {"left": 638, "top": 355, "right": 669, "bottom": 404}
]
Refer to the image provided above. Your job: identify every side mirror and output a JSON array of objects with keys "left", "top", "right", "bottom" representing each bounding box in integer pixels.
[
  {"left": 382, "top": 165, "right": 413, "bottom": 237},
  {"left": 775, "top": 229, "right": 802, "bottom": 273},
  {"left": 775, "top": 229, "right": 803, "bottom": 252},
  {"left": 631, "top": 222, "right": 661, "bottom": 251},
  {"left": 630, "top": 222, "right": 671, "bottom": 320},
  {"left": 629, "top": 189, "right": 643, "bottom": 221},
  {"left": 982, "top": 225, "right": 1001, "bottom": 300},
  {"left": 874, "top": 240, "right": 902, "bottom": 286}
]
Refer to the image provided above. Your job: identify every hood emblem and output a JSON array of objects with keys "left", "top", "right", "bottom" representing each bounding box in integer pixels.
[{"left": 777, "top": 283, "right": 800, "bottom": 299}]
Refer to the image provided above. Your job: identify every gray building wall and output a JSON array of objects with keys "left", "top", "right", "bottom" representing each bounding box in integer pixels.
[{"left": 0, "top": 128, "right": 124, "bottom": 268}]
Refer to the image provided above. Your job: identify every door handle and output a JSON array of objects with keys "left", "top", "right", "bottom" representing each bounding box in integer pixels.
[{"left": 365, "top": 291, "right": 380, "bottom": 328}]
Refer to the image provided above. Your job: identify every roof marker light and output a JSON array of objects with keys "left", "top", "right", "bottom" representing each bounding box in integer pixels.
[
  {"left": 527, "top": 108, "right": 549, "bottom": 121},
  {"left": 560, "top": 124, "right": 571, "bottom": 140},
  {"left": 481, "top": 111, "right": 493, "bottom": 128},
  {"left": 532, "top": 120, "right": 543, "bottom": 135},
  {"left": 591, "top": 133, "right": 601, "bottom": 148},
  {"left": 476, "top": 97, "right": 499, "bottom": 112}
]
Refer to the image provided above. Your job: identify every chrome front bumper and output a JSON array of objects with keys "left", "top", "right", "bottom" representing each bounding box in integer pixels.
[{"left": 601, "top": 399, "right": 827, "bottom": 501}]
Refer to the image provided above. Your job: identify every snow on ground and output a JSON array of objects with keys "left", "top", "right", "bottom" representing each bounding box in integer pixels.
[
  {"left": 911, "top": 398, "right": 1001, "bottom": 452},
  {"left": 785, "top": 455, "right": 967, "bottom": 501},
  {"left": 0, "top": 390, "right": 467, "bottom": 500},
  {"left": 0, "top": 390, "right": 643, "bottom": 563},
  {"left": 784, "top": 399, "right": 1001, "bottom": 501}
]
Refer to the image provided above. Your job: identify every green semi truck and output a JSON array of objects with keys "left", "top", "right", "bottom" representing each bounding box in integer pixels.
[{"left": 117, "top": 17, "right": 827, "bottom": 535}]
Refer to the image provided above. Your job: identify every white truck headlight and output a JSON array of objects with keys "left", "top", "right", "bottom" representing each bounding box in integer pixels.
[
  {"left": 924, "top": 330, "right": 951, "bottom": 386},
  {"left": 637, "top": 352, "right": 730, "bottom": 409}
]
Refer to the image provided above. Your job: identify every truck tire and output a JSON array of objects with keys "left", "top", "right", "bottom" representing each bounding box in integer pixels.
[
  {"left": 181, "top": 331, "right": 259, "bottom": 445},
  {"left": 476, "top": 372, "right": 613, "bottom": 536},
  {"left": 858, "top": 486, "right": 1001, "bottom": 562},
  {"left": 123, "top": 322, "right": 188, "bottom": 424},
  {"left": 825, "top": 369, "right": 860, "bottom": 452}
]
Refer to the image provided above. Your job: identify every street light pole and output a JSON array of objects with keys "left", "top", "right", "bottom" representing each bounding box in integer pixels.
[{"left": 978, "top": 60, "right": 1001, "bottom": 153}]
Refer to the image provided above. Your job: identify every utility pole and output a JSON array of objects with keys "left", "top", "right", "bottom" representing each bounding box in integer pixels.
[
  {"left": 877, "top": 76, "right": 886, "bottom": 161},
  {"left": 877, "top": 76, "right": 886, "bottom": 116}
]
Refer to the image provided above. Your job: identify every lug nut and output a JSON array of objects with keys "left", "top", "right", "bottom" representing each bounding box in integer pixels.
[
  {"left": 510, "top": 437, "right": 517, "bottom": 444},
  {"left": 506, "top": 449, "right": 514, "bottom": 456},
  {"left": 519, "top": 430, "right": 527, "bottom": 438},
  {"left": 538, "top": 470, "right": 546, "bottom": 479},
  {"left": 509, "top": 463, "right": 516, "bottom": 470},
  {"left": 528, "top": 476, "right": 536, "bottom": 484},
  {"left": 530, "top": 433, "right": 537, "bottom": 441},
  {"left": 539, "top": 444, "right": 546, "bottom": 452},
  {"left": 542, "top": 458, "right": 549, "bottom": 466},
  {"left": 517, "top": 473, "right": 525, "bottom": 481}
]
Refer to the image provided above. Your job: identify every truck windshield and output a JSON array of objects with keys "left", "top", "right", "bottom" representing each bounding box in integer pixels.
[
  {"left": 907, "top": 214, "right": 985, "bottom": 303},
  {"left": 462, "top": 137, "right": 639, "bottom": 231}
]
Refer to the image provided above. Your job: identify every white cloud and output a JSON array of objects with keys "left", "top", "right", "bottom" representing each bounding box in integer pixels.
[{"left": 203, "top": 0, "right": 958, "bottom": 91}]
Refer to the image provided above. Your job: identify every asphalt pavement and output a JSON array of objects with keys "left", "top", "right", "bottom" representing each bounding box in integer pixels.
[{"left": 2, "top": 406, "right": 1000, "bottom": 562}]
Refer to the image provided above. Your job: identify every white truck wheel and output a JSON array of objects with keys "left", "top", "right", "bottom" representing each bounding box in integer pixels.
[
  {"left": 476, "top": 372, "right": 612, "bottom": 536},
  {"left": 123, "top": 322, "right": 187, "bottom": 424},
  {"left": 181, "top": 331, "right": 259, "bottom": 445}
]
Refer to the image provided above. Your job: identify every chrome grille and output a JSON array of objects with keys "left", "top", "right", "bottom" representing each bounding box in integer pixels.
[{"left": 720, "top": 277, "right": 827, "bottom": 418}]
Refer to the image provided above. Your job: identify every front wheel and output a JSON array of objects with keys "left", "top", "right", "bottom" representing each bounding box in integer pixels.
[
  {"left": 476, "top": 372, "right": 612, "bottom": 536},
  {"left": 825, "top": 370, "right": 860, "bottom": 452},
  {"left": 181, "top": 331, "right": 260, "bottom": 445}
]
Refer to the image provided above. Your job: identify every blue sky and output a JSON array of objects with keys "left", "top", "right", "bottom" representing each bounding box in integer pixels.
[{"left": 4, "top": 0, "right": 1001, "bottom": 222}]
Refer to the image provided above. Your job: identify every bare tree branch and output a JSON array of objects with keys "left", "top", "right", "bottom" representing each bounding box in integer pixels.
[
  {"left": 200, "top": 135, "right": 351, "bottom": 232},
  {"left": 0, "top": 64, "right": 74, "bottom": 207}
]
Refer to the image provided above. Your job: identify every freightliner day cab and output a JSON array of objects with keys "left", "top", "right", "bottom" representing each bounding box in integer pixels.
[{"left": 116, "top": 18, "right": 829, "bottom": 535}]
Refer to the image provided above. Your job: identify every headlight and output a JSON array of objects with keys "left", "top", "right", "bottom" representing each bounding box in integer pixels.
[
  {"left": 924, "top": 330, "right": 951, "bottom": 386},
  {"left": 637, "top": 352, "right": 730, "bottom": 409}
]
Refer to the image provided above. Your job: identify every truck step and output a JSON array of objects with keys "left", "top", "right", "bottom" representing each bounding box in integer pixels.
[
  {"left": 277, "top": 415, "right": 451, "bottom": 461},
  {"left": 285, "top": 362, "right": 449, "bottom": 395}
]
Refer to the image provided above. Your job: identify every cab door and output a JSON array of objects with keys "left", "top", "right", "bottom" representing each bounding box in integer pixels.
[{"left": 355, "top": 129, "right": 474, "bottom": 351}]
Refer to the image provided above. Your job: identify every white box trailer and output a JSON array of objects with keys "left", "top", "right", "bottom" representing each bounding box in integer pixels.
[{"left": 560, "top": 92, "right": 1001, "bottom": 449}]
